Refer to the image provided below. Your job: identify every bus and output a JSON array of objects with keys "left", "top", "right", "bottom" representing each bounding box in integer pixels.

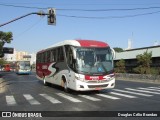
[
  {"left": 15, "top": 61, "right": 31, "bottom": 75},
  {"left": 36, "top": 40, "right": 115, "bottom": 92}
]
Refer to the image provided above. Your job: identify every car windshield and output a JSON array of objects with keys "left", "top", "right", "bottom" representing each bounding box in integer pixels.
[{"left": 75, "top": 47, "right": 113, "bottom": 75}]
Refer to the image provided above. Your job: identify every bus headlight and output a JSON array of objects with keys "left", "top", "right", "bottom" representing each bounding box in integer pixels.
[
  {"left": 75, "top": 76, "right": 80, "bottom": 80},
  {"left": 75, "top": 74, "right": 84, "bottom": 81}
]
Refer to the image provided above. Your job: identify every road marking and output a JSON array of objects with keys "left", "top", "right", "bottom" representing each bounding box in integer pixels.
[
  {"left": 78, "top": 95, "right": 101, "bottom": 101},
  {"left": 113, "top": 89, "right": 152, "bottom": 97},
  {"left": 96, "top": 94, "right": 120, "bottom": 100},
  {"left": 23, "top": 94, "right": 40, "bottom": 105},
  {"left": 6, "top": 96, "right": 17, "bottom": 106},
  {"left": 110, "top": 92, "right": 137, "bottom": 98},
  {"left": 125, "top": 88, "right": 160, "bottom": 95},
  {"left": 138, "top": 87, "right": 160, "bottom": 92},
  {"left": 40, "top": 94, "right": 61, "bottom": 104},
  {"left": 56, "top": 93, "right": 82, "bottom": 102},
  {"left": 148, "top": 87, "right": 160, "bottom": 89}
]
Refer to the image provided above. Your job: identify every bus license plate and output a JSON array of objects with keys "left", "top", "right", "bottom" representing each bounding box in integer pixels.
[{"left": 95, "top": 87, "right": 102, "bottom": 90}]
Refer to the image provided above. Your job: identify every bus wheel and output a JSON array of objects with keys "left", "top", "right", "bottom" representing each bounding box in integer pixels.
[{"left": 61, "top": 77, "right": 69, "bottom": 92}]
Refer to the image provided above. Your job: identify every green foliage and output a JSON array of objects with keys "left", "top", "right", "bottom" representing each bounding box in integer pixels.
[
  {"left": 113, "top": 47, "right": 124, "bottom": 53},
  {"left": 150, "top": 68, "right": 159, "bottom": 75},
  {"left": 0, "top": 58, "right": 8, "bottom": 65},
  {"left": 0, "top": 31, "right": 13, "bottom": 57},
  {"left": 134, "top": 51, "right": 152, "bottom": 74},
  {"left": 115, "top": 59, "right": 126, "bottom": 73},
  {"left": 0, "top": 31, "right": 13, "bottom": 43}
]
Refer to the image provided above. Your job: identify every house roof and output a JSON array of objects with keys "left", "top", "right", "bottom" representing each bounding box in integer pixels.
[{"left": 114, "top": 45, "right": 160, "bottom": 60}]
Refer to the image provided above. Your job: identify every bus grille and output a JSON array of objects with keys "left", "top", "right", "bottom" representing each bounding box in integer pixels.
[
  {"left": 86, "top": 80, "right": 108, "bottom": 83},
  {"left": 88, "top": 84, "right": 108, "bottom": 88}
]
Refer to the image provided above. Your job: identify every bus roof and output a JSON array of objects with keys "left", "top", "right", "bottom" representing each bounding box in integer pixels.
[{"left": 38, "top": 40, "right": 109, "bottom": 53}]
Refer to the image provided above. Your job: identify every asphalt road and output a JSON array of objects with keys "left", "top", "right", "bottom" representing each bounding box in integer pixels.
[{"left": 0, "top": 71, "right": 160, "bottom": 120}]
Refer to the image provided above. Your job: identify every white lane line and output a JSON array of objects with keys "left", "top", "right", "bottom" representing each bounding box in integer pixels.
[
  {"left": 147, "top": 87, "right": 160, "bottom": 89},
  {"left": 113, "top": 89, "right": 152, "bottom": 97},
  {"left": 138, "top": 87, "right": 160, "bottom": 92},
  {"left": 78, "top": 95, "right": 101, "bottom": 101},
  {"left": 23, "top": 94, "right": 40, "bottom": 105},
  {"left": 56, "top": 93, "right": 82, "bottom": 102},
  {"left": 125, "top": 88, "right": 160, "bottom": 95},
  {"left": 96, "top": 94, "right": 120, "bottom": 100},
  {"left": 40, "top": 94, "right": 61, "bottom": 104},
  {"left": 110, "top": 92, "right": 137, "bottom": 98},
  {"left": 6, "top": 96, "right": 17, "bottom": 106}
]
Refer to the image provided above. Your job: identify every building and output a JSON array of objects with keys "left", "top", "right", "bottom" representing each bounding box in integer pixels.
[
  {"left": 15, "top": 51, "right": 28, "bottom": 61},
  {"left": 4, "top": 50, "right": 28, "bottom": 61},
  {"left": 114, "top": 45, "right": 160, "bottom": 72},
  {"left": 3, "top": 49, "right": 36, "bottom": 65}
]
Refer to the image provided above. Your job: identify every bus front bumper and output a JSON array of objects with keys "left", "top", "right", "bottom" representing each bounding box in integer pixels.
[
  {"left": 74, "top": 79, "right": 115, "bottom": 91},
  {"left": 17, "top": 70, "right": 31, "bottom": 75}
]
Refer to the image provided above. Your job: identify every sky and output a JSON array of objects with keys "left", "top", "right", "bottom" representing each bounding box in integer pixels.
[{"left": 0, "top": 0, "right": 160, "bottom": 54}]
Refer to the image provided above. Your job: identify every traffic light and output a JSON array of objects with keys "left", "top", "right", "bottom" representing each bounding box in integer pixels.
[{"left": 48, "top": 8, "right": 56, "bottom": 25}]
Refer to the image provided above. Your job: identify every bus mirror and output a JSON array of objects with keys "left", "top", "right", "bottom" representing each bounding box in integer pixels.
[{"left": 111, "top": 48, "right": 116, "bottom": 59}]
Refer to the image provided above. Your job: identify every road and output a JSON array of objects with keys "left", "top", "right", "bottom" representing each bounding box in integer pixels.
[{"left": 0, "top": 71, "right": 160, "bottom": 119}]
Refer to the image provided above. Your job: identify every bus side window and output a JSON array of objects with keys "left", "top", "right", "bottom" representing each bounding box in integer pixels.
[
  {"left": 50, "top": 49, "right": 57, "bottom": 62},
  {"left": 41, "top": 52, "right": 45, "bottom": 63},
  {"left": 39, "top": 53, "right": 43, "bottom": 63},
  {"left": 36, "top": 54, "right": 40, "bottom": 63},
  {"left": 44, "top": 52, "right": 47, "bottom": 63},
  {"left": 47, "top": 51, "right": 51, "bottom": 63},
  {"left": 57, "top": 47, "right": 64, "bottom": 61},
  {"left": 65, "top": 45, "right": 69, "bottom": 63}
]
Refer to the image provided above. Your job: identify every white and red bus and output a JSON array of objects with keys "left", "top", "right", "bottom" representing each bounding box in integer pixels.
[{"left": 36, "top": 40, "right": 115, "bottom": 92}]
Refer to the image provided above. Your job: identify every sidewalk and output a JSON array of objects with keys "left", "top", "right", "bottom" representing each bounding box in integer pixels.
[{"left": 0, "top": 74, "right": 5, "bottom": 93}]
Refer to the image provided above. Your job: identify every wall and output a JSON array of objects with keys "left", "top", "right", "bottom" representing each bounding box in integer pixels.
[{"left": 116, "top": 73, "right": 160, "bottom": 84}]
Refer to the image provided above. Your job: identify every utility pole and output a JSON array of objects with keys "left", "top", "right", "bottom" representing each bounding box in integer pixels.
[{"left": 0, "top": 8, "right": 56, "bottom": 27}]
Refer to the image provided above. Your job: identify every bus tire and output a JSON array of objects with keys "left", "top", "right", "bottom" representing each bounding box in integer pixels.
[{"left": 61, "top": 77, "right": 69, "bottom": 93}]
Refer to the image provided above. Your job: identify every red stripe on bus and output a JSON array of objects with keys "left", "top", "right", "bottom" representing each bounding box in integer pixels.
[{"left": 76, "top": 40, "right": 109, "bottom": 47}]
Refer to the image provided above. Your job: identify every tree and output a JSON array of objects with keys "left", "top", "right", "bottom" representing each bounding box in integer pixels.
[
  {"left": 113, "top": 47, "right": 124, "bottom": 52},
  {"left": 134, "top": 51, "right": 152, "bottom": 74},
  {"left": 115, "top": 59, "right": 126, "bottom": 73},
  {"left": 0, "top": 31, "right": 13, "bottom": 57},
  {"left": 0, "top": 58, "right": 7, "bottom": 65}
]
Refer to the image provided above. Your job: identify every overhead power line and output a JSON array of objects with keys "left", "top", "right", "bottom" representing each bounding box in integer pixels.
[
  {"left": 1, "top": 2, "right": 160, "bottom": 6},
  {"left": 1, "top": 3, "right": 160, "bottom": 11},
  {"left": 57, "top": 10, "right": 160, "bottom": 19},
  {"left": 0, "top": 3, "right": 46, "bottom": 9},
  {"left": 57, "top": 7, "right": 160, "bottom": 11},
  {"left": 1, "top": 3, "right": 160, "bottom": 20}
]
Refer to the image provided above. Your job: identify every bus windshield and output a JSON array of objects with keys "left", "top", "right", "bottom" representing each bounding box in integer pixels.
[
  {"left": 19, "top": 61, "right": 30, "bottom": 70},
  {"left": 75, "top": 47, "right": 113, "bottom": 75}
]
